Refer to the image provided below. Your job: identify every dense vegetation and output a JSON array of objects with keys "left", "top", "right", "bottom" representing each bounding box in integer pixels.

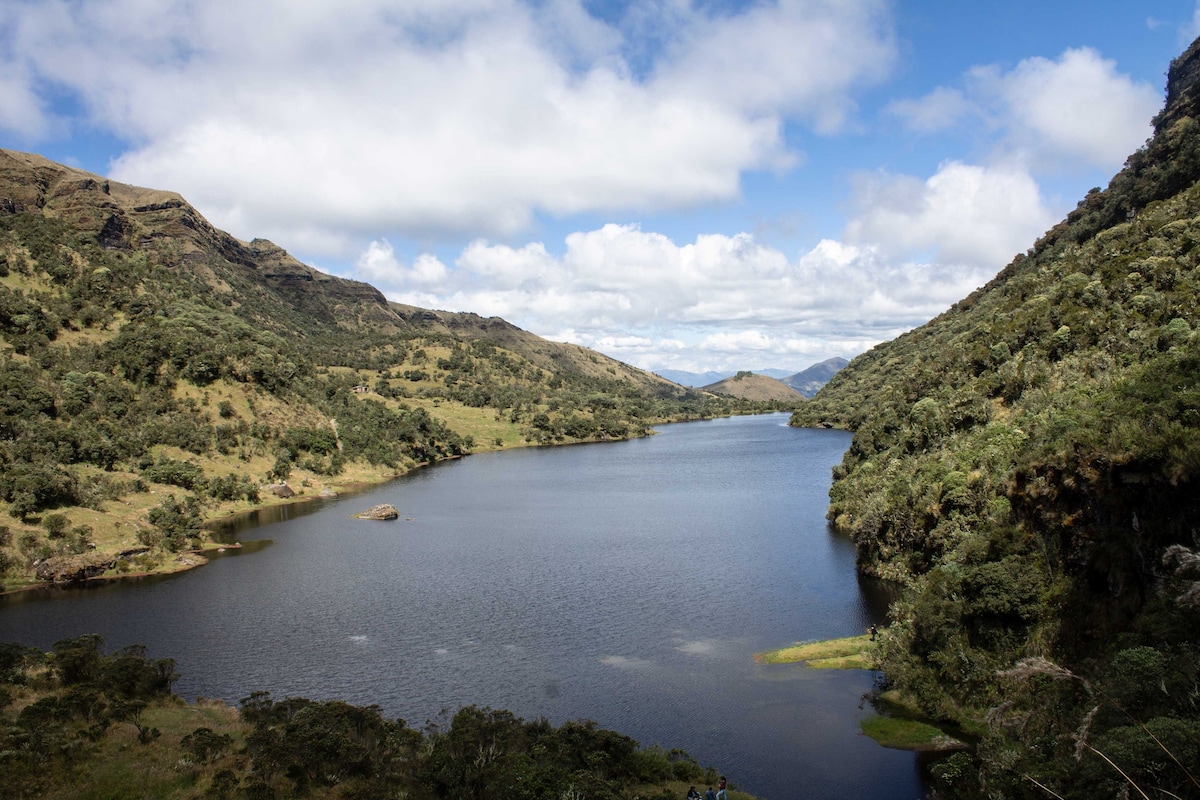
[
  {"left": 0, "top": 153, "right": 777, "bottom": 591},
  {"left": 0, "top": 637, "right": 730, "bottom": 800},
  {"left": 792, "top": 40, "right": 1200, "bottom": 799}
]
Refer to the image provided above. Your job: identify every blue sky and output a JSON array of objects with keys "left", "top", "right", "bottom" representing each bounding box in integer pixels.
[{"left": 2, "top": 0, "right": 1197, "bottom": 373}]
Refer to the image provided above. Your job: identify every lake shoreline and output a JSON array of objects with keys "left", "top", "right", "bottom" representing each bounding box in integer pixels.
[
  {"left": 0, "top": 415, "right": 922, "bottom": 800},
  {"left": 2, "top": 454, "right": 452, "bottom": 597},
  {"left": 4, "top": 419, "right": 685, "bottom": 595},
  {"left": 6, "top": 413, "right": 789, "bottom": 596}
]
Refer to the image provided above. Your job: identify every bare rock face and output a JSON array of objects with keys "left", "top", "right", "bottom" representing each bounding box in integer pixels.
[
  {"left": 35, "top": 552, "right": 115, "bottom": 583},
  {"left": 264, "top": 482, "right": 296, "bottom": 498},
  {"left": 355, "top": 503, "right": 400, "bottom": 520}
]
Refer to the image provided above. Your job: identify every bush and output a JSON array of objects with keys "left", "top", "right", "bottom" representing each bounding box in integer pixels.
[{"left": 147, "top": 495, "right": 203, "bottom": 551}]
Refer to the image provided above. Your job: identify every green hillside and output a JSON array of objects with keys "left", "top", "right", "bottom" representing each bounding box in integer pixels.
[
  {"left": 0, "top": 149, "right": 764, "bottom": 592},
  {"left": 791, "top": 39, "right": 1200, "bottom": 799}
]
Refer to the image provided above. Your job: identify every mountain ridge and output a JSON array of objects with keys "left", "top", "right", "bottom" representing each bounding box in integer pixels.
[{"left": 782, "top": 356, "right": 848, "bottom": 397}]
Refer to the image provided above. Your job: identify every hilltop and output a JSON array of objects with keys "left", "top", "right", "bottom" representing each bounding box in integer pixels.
[
  {"left": 0, "top": 149, "right": 767, "bottom": 591},
  {"left": 701, "top": 371, "right": 804, "bottom": 403},
  {"left": 791, "top": 38, "right": 1200, "bottom": 799}
]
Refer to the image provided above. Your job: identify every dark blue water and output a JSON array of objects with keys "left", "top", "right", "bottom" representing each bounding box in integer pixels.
[{"left": 0, "top": 413, "right": 926, "bottom": 799}]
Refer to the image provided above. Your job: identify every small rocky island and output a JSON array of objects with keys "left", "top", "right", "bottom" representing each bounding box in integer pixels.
[{"left": 354, "top": 504, "right": 400, "bottom": 520}]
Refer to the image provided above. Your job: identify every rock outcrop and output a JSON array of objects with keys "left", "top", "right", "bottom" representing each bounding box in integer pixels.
[
  {"left": 354, "top": 503, "right": 400, "bottom": 520},
  {"left": 35, "top": 552, "right": 115, "bottom": 583}
]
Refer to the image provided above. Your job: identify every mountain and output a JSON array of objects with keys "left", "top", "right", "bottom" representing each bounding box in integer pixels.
[
  {"left": 658, "top": 366, "right": 816, "bottom": 387},
  {"left": 0, "top": 149, "right": 685, "bottom": 397},
  {"left": 782, "top": 356, "right": 848, "bottom": 397},
  {"left": 791, "top": 39, "right": 1200, "bottom": 799},
  {"left": 0, "top": 148, "right": 771, "bottom": 590},
  {"left": 701, "top": 371, "right": 804, "bottom": 403},
  {"left": 754, "top": 367, "right": 796, "bottom": 381},
  {"left": 654, "top": 369, "right": 733, "bottom": 387}
]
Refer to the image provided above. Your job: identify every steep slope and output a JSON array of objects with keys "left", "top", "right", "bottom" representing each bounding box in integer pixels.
[
  {"left": 783, "top": 356, "right": 847, "bottom": 397},
  {"left": 702, "top": 371, "right": 804, "bottom": 403},
  {"left": 0, "top": 149, "right": 759, "bottom": 591},
  {"left": 790, "top": 40, "right": 1200, "bottom": 799}
]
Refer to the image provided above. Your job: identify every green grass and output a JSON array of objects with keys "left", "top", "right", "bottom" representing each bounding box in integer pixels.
[
  {"left": 860, "top": 715, "right": 967, "bottom": 752},
  {"left": 407, "top": 395, "right": 528, "bottom": 448},
  {"left": 755, "top": 634, "right": 875, "bottom": 669}
]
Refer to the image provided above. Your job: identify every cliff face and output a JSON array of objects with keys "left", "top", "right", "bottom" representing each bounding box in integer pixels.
[{"left": 1159, "top": 35, "right": 1200, "bottom": 132}]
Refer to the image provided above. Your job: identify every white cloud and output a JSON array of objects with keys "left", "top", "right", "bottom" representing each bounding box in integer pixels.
[
  {"left": 884, "top": 86, "right": 971, "bottom": 133},
  {"left": 0, "top": 67, "right": 51, "bottom": 139},
  {"left": 979, "top": 48, "right": 1160, "bottom": 167},
  {"left": 845, "top": 160, "right": 1055, "bottom": 269},
  {"left": 2, "top": 0, "right": 895, "bottom": 256},
  {"left": 359, "top": 222, "right": 990, "bottom": 373},
  {"left": 1184, "top": 3, "right": 1200, "bottom": 40},
  {"left": 651, "top": 0, "right": 896, "bottom": 132},
  {"left": 889, "top": 47, "right": 1160, "bottom": 171},
  {"left": 357, "top": 240, "right": 449, "bottom": 288},
  {"left": 700, "top": 329, "right": 781, "bottom": 352}
]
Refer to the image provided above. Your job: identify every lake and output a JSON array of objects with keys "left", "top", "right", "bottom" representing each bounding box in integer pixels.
[{"left": 0, "top": 412, "right": 928, "bottom": 799}]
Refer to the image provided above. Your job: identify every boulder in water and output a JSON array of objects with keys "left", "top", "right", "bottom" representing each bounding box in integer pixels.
[{"left": 355, "top": 503, "right": 400, "bottom": 520}]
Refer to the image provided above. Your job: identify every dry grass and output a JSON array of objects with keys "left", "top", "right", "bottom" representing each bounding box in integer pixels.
[{"left": 407, "top": 396, "right": 528, "bottom": 448}]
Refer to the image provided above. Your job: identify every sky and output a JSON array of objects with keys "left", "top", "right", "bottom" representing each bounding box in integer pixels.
[{"left": 1, "top": 1, "right": 1198, "bottom": 375}]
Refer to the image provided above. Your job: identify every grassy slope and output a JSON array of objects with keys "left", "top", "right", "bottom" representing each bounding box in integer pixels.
[{"left": 701, "top": 372, "right": 805, "bottom": 403}]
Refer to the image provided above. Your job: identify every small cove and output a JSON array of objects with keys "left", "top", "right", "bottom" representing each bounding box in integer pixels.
[{"left": 0, "top": 413, "right": 927, "bottom": 799}]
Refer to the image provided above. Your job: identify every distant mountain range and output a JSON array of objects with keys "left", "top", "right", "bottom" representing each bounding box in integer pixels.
[
  {"left": 782, "top": 357, "right": 850, "bottom": 397},
  {"left": 655, "top": 367, "right": 786, "bottom": 386},
  {"left": 657, "top": 357, "right": 848, "bottom": 397}
]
